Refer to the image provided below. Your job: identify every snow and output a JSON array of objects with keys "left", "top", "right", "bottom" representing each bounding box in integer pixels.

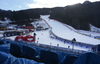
[
  {"left": 34, "top": 30, "right": 91, "bottom": 51},
  {"left": 1, "top": 15, "right": 100, "bottom": 52},
  {"left": 41, "top": 15, "right": 100, "bottom": 45},
  {"left": 4, "top": 30, "right": 89, "bottom": 51},
  {"left": 64, "top": 24, "right": 100, "bottom": 37},
  {"left": 76, "top": 30, "right": 100, "bottom": 36},
  {"left": 0, "top": 19, "right": 11, "bottom": 24},
  {"left": 31, "top": 20, "right": 49, "bottom": 29},
  {"left": 0, "top": 31, "right": 4, "bottom": 34},
  {"left": 0, "top": 34, "right": 3, "bottom": 37},
  {"left": 6, "top": 26, "right": 14, "bottom": 29},
  {"left": 90, "top": 24, "right": 100, "bottom": 33}
]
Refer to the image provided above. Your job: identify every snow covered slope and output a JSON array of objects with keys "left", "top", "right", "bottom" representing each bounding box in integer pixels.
[
  {"left": 5, "top": 30, "right": 89, "bottom": 51},
  {"left": 0, "top": 18, "right": 11, "bottom": 24},
  {"left": 4, "top": 15, "right": 100, "bottom": 52},
  {"left": 90, "top": 24, "right": 100, "bottom": 33},
  {"left": 41, "top": 15, "right": 100, "bottom": 45}
]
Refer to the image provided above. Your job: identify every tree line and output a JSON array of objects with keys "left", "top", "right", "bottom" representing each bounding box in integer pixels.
[
  {"left": 0, "top": 8, "right": 50, "bottom": 25},
  {"left": 50, "top": 1, "right": 100, "bottom": 30},
  {"left": 0, "top": 1, "right": 100, "bottom": 30}
]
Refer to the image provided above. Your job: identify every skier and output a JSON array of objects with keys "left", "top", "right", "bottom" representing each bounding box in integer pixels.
[
  {"left": 33, "top": 33, "right": 36, "bottom": 42},
  {"left": 72, "top": 38, "right": 76, "bottom": 50},
  {"left": 64, "top": 39, "right": 66, "bottom": 43},
  {"left": 38, "top": 38, "right": 39, "bottom": 40},
  {"left": 72, "top": 38, "right": 76, "bottom": 42},
  {"left": 68, "top": 46, "right": 70, "bottom": 48},
  {"left": 34, "top": 33, "right": 36, "bottom": 36}
]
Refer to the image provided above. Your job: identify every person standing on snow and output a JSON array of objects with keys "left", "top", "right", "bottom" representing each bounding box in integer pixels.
[
  {"left": 33, "top": 33, "right": 36, "bottom": 42},
  {"left": 72, "top": 38, "right": 76, "bottom": 50}
]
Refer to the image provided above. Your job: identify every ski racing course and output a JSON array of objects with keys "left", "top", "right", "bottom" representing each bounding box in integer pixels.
[
  {"left": 41, "top": 15, "right": 100, "bottom": 52},
  {"left": 1, "top": 15, "right": 100, "bottom": 64},
  {"left": 4, "top": 15, "right": 100, "bottom": 53},
  {"left": 41, "top": 15, "right": 100, "bottom": 45}
]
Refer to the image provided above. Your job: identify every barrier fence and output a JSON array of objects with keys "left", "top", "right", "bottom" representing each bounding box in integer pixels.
[
  {"left": 49, "top": 29, "right": 98, "bottom": 52},
  {"left": 40, "top": 18, "right": 98, "bottom": 53},
  {"left": 10, "top": 41, "right": 82, "bottom": 64},
  {"left": 47, "top": 18, "right": 99, "bottom": 52},
  {"left": 1, "top": 18, "right": 98, "bottom": 56},
  {"left": 18, "top": 40, "right": 86, "bottom": 55},
  {"left": 49, "top": 18, "right": 100, "bottom": 40},
  {"left": 0, "top": 37, "right": 98, "bottom": 55},
  {"left": 0, "top": 38, "right": 100, "bottom": 64}
]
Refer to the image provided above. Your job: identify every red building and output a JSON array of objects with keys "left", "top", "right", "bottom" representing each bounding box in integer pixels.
[
  {"left": 15, "top": 36, "right": 25, "bottom": 41},
  {"left": 23, "top": 24, "right": 34, "bottom": 31},
  {"left": 15, "top": 35, "right": 35, "bottom": 42},
  {"left": 25, "top": 35, "right": 35, "bottom": 42}
]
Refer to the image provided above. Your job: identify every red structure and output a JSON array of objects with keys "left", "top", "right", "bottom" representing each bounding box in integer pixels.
[
  {"left": 15, "top": 35, "right": 35, "bottom": 42},
  {"left": 15, "top": 36, "right": 25, "bottom": 41},
  {"left": 23, "top": 26, "right": 34, "bottom": 32},
  {"left": 25, "top": 35, "right": 35, "bottom": 42},
  {"left": 23, "top": 24, "right": 34, "bottom": 32}
]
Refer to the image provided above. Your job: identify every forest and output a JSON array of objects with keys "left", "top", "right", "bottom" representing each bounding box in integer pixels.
[{"left": 50, "top": 1, "right": 100, "bottom": 30}]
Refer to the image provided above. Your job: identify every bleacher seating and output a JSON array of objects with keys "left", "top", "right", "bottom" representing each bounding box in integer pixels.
[
  {"left": 22, "top": 46, "right": 39, "bottom": 60},
  {"left": 0, "top": 44, "right": 10, "bottom": 53},
  {"left": 0, "top": 39, "right": 44, "bottom": 64},
  {"left": 74, "top": 52, "right": 100, "bottom": 64},
  {"left": 10, "top": 43, "right": 23, "bottom": 57},
  {"left": 40, "top": 50, "right": 60, "bottom": 64},
  {"left": 61, "top": 55, "right": 78, "bottom": 64},
  {"left": 0, "top": 51, "right": 44, "bottom": 64},
  {"left": 0, "top": 39, "right": 100, "bottom": 64}
]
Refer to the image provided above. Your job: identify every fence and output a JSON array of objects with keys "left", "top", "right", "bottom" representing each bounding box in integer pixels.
[
  {"left": 40, "top": 18, "right": 97, "bottom": 53},
  {"left": 0, "top": 38, "right": 100, "bottom": 64},
  {"left": 49, "top": 29, "right": 98, "bottom": 52}
]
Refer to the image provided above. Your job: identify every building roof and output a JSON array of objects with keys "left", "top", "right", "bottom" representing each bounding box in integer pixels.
[{"left": 0, "top": 24, "right": 7, "bottom": 27}]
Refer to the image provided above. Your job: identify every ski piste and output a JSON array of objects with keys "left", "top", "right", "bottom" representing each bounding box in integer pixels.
[{"left": 2, "top": 15, "right": 99, "bottom": 54}]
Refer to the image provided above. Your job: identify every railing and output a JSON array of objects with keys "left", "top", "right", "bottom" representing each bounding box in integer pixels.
[
  {"left": 41, "top": 18, "right": 97, "bottom": 54},
  {"left": 19, "top": 41, "right": 87, "bottom": 54},
  {"left": 49, "top": 28, "right": 97, "bottom": 53},
  {"left": 1, "top": 17, "right": 98, "bottom": 55}
]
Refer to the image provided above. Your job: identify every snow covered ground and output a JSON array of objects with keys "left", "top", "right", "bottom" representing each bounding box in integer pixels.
[
  {"left": 31, "top": 19, "right": 49, "bottom": 29},
  {"left": 76, "top": 30, "right": 100, "bottom": 37},
  {"left": 1, "top": 15, "right": 100, "bottom": 52},
  {"left": 64, "top": 24, "right": 100, "bottom": 37},
  {"left": 41, "top": 15, "right": 100, "bottom": 45},
  {"left": 5, "top": 30, "right": 89, "bottom": 51},
  {"left": 0, "top": 17, "right": 12, "bottom": 24}
]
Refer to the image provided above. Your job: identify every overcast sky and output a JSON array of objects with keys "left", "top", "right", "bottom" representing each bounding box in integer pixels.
[{"left": 0, "top": 0, "right": 100, "bottom": 11}]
